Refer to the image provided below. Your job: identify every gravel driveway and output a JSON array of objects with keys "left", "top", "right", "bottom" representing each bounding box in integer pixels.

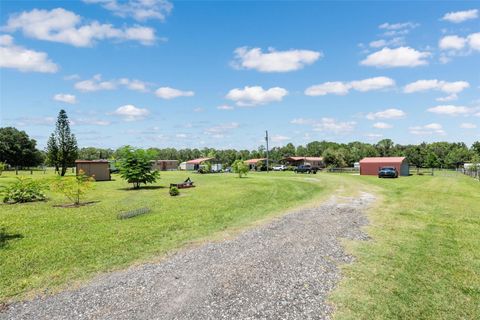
[{"left": 2, "top": 192, "right": 375, "bottom": 320}]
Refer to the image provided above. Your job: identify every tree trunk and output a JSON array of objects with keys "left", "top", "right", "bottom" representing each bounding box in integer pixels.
[{"left": 61, "top": 165, "right": 67, "bottom": 176}]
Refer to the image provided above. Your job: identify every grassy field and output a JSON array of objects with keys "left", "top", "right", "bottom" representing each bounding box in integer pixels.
[
  {"left": 331, "top": 174, "right": 480, "bottom": 319},
  {"left": 0, "top": 170, "right": 337, "bottom": 303},
  {"left": 1, "top": 170, "right": 479, "bottom": 319}
]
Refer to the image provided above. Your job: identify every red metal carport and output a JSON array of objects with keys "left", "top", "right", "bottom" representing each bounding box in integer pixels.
[{"left": 359, "top": 157, "right": 409, "bottom": 176}]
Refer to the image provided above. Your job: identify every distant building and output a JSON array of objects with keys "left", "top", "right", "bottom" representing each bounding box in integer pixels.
[
  {"left": 151, "top": 160, "right": 178, "bottom": 171},
  {"left": 75, "top": 160, "right": 111, "bottom": 181},
  {"left": 282, "top": 157, "right": 325, "bottom": 168},
  {"left": 244, "top": 158, "right": 266, "bottom": 170},
  {"left": 359, "top": 157, "right": 409, "bottom": 176},
  {"left": 184, "top": 158, "right": 213, "bottom": 171}
]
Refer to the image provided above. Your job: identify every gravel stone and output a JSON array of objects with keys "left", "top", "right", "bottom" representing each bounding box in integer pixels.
[{"left": 1, "top": 192, "right": 375, "bottom": 320}]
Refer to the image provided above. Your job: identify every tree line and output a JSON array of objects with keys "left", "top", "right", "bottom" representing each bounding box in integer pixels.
[
  {"left": 1, "top": 110, "right": 479, "bottom": 170},
  {"left": 78, "top": 139, "right": 479, "bottom": 169}
]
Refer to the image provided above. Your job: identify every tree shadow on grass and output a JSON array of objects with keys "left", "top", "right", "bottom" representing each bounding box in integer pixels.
[
  {"left": 118, "top": 186, "right": 166, "bottom": 191},
  {"left": 0, "top": 228, "right": 23, "bottom": 249}
]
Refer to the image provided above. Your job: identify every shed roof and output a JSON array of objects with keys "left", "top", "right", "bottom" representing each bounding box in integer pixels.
[
  {"left": 244, "top": 158, "right": 266, "bottom": 164},
  {"left": 360, "top": 157, "right": 406, "bottom": 163},
  {"left": 151, "top": 159, "right": 179, "bottom": 163},
  {"left": 186, "top": 157, "right": 213, "bottom": 164},
  {"left": 75, "top": 160, "right": 109, "bottom": 164},
  {"left": 283, "top": 156, "right": 324, "bottom": 161}
]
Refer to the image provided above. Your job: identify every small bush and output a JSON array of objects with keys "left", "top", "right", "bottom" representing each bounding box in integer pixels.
[
  {"left": 169, "top": 186, "right": 180, "bottom": 196},
  {"left": 2, "top": 177, "right": 47, "bottom": 204},
  {"left": 51, "top": 169, "right": 95, "bottom": 205},
  {"left": 231, "top": 159, "right": 249, "bottom": 178},
  {"left": 117, "top": 207, "right": 151, "bottom": 219}
]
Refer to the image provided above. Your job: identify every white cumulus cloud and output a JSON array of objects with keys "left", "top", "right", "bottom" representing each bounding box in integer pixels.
[
  {"left": 291, "top": 117, "right": 356, "bottom": 134},
  {"left": 366, "top": 108, "right": 406, "bottom": 120},
  {"left": 155, "top": 87, "right": 194, "bottom": 99},
  {"left": 118, "top": 78, "right": 149, "bottom": 92},
  {"left": 361, "top": 46, "right": 430, "bottom": 68},
  {"left": 53, "top": 93, "right": 77, "bottom": 104},
  {"left": 404, "top": 79, "right": 470, "bottom": 101},
  {"left": 442, "top": 9, "right": 478, "bottom": 23},
  {"left": 439, "top": 35, "right": 467, "bottom": 50},
  {"left": 74, "top": 75, "right": 151, "bottom": 92},
  {"left": 2, "top": 8, "right": 156, "bottom": 47},
  {"left": 373, "top": 122, "right": 393, "bottom": 129},
  {"left": 305, "top": 76, "right": 395, "bottom": 96},
  {"left": 427, "top": 105, "right": 475, "bottom": 116},
  {"left": 438, "top": 32, "right": 480, "bottom": 60},
  {"left": 409, "top": 123, "right": 445, "bottom": 135},
  {"left": 0, "top": 34, "right": 58, "bottom": 73},
  {"left": 232, "top": 47, "right": 322, "bottom": 72},
  {"left": 226, "top": 86, "right": 288, "bottom": 106},
  {"left": 75, "top": 74, "right": 116, "bottom": 92},
  {"left": 111, "top": 104, "right": 149, "bottom": 121},
  {"left": 84, "top": 0, "right": 173, "bottom": 22}
]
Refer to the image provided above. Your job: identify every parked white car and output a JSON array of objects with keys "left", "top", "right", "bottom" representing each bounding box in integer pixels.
[{"left": 272, "top": 165, "right": 287, "bottom": 171}]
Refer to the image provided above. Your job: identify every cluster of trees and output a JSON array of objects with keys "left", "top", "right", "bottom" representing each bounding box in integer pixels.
[
  {"left": 78, "top": 139, "right": 480, "bottom": 169},
  {"left": 1, "top": 110, "right": 479, "bottom": 171},
  {"left": 0, "top": 127, "right": 45, "bottom": 168}
]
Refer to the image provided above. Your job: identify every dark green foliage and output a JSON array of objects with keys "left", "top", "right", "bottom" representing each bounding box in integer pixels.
[
  {"left": 119, "top": 148, "right": 160, "bottom": 189},
  {"left": 47, "top": 110, "right": 78, "bottom": 176},
  {"left": 323, "top": 148, "right": 347, "bottom": 168},
  {"left": 169, "top": 186, "right": 180, "bottom": 196},
  {"left": 77, "top": 147, "right": 114, "bottom": 160},
  {"left": 2, "top": 177, "right": 47, "bottom": 204},
  {"left": 117, "top": 207, "right": 151, "bottom": 219},
  {"left": 0, "top": 127, "right": 44, "bottom": 168},
  {"left": 46, "top": 134, "right": 59, "bottom": 172}
]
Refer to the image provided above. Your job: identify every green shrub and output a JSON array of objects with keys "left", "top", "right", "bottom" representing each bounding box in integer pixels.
[
  {"left": 2, "top": 177, "right": 47, "bottom": 204},
  {"left": 169, "top": 186, "right": 180, "bottom": 196}
]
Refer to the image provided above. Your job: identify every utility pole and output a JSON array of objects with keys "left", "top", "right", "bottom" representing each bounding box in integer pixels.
[{"left": 265, "top": 130, "right": 269, "bottom": 173}]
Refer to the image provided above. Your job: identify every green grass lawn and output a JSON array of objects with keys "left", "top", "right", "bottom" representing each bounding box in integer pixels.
[
  {"left": 0, "top": 170, "right": 335, "bottom": 303},
  {"left": 1, "top": 170, "right": 479, "bottom": 319},
  {"left": 331, "top": 174, "right": 480, "bottom": 319}
]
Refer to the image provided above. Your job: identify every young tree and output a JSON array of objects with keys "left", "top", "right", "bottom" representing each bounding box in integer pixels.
[
  {"left": 52, "top": 169, "right": 95, "bottom": 205},
  {"left": 231, "top": 159, "right": 249, "bottom": 178},
  {"left": 47, "top": 110, "right": 78, "bottom": 176},
  {"left": 119, "top": 148, "right": 160, "bottom": 189}
]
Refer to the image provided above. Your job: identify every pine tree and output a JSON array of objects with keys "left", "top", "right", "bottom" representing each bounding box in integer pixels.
[
  {"left": 48, "top": 110, "right": 78, "bottom": 176},
  {"left": 46, "top": 133, "right": 59, "bottom": 173}
]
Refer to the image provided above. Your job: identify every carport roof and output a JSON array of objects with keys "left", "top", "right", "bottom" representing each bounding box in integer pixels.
[
  {"left": 360, "top": 157, "right": 406, "bottom": 163},
  {"left": 186, "top": 157, "right": 213, "bottom": 164}
]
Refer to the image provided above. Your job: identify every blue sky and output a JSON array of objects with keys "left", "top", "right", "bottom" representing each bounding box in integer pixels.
[{"left": 0, "top": 1, "right": 479, "bottom": 150}]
